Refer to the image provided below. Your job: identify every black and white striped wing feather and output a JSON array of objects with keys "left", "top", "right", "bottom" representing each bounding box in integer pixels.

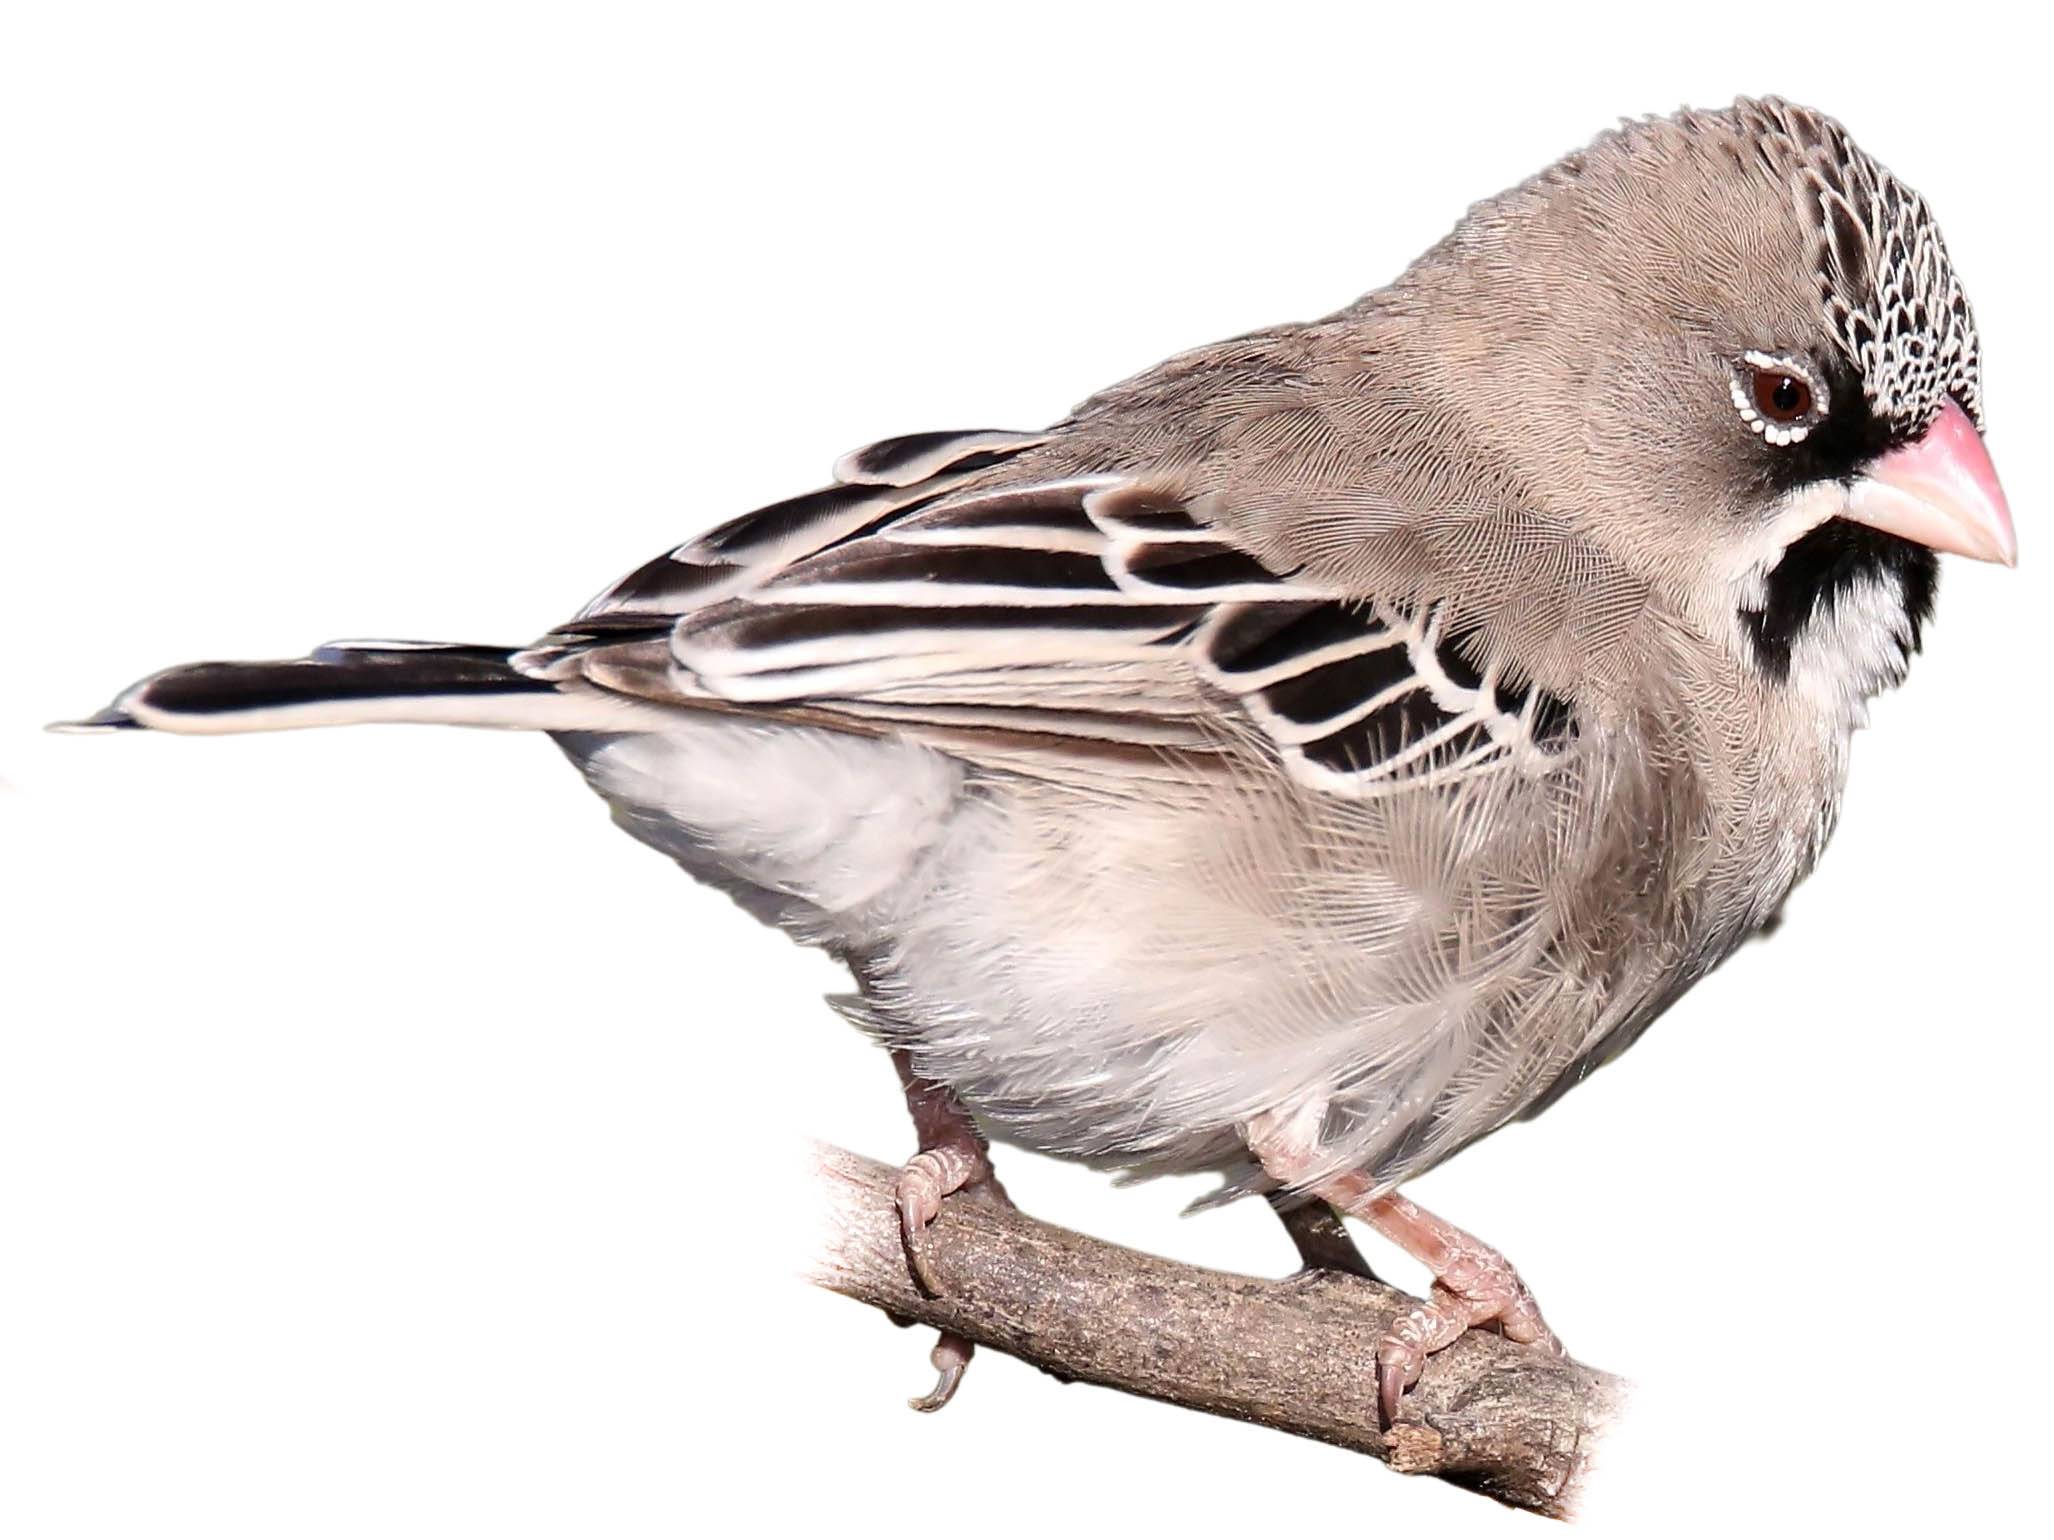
[
  {"left": 1196, "top": 600, "right": 1578, "bottom": 794},
  {"left": 526, "top": 428, "right": 1579, "bottom": 794}
]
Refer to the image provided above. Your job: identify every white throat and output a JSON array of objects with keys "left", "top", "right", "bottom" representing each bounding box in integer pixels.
[{"left": 1729, "top": 482, "right": 1925, "bottom": 732}]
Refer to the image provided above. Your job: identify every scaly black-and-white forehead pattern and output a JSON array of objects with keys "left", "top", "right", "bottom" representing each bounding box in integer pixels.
[{"left": 1735, "top": 97, "right": 1983, "bottom": 434}]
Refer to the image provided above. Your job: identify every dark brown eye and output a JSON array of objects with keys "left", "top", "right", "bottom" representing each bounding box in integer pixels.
[
  {"left": 1732, "top": 352, "right": 1827, "bottom": 444},
  {"left": 1751, "top": 368, "right": 1813, "bottom": 424}
]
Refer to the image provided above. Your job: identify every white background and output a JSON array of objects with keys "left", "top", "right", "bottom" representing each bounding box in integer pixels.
[{"left": 3, "top": 5, "right": 2047, "bottom": 1535}]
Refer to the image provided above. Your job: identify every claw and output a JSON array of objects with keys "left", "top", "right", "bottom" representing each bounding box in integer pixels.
[
  {"left": 1377, "top": 1355, "right": 1408, "bottom": 1431},
  {"left": 901, "top": 1224, "right": 943, "bottom": 1297},
  {"left": 901, "top": 1234, "right": 938, "bottom": 1296},
  {"left": 908, "top": 1331, "right": 974, "bottom": 1412}
]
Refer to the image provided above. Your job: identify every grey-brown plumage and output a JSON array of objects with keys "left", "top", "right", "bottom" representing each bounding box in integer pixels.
[{"left": 64, "top": 98, "right": 2015, "bottom": 1414}]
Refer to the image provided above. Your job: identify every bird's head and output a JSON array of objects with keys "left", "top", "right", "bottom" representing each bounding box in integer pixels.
[{"left": 1399, "top": 97, "right": 2014, "bottom": 705}]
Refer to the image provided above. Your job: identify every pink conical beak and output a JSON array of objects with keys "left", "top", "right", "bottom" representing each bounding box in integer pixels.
[{"left": 1847, "top": 399, "right": 2017, "bottom": 565}]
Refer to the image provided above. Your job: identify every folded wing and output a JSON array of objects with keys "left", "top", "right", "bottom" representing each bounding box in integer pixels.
[{"left": 521, "top": 427, "right": 1580, "bottom": 794}]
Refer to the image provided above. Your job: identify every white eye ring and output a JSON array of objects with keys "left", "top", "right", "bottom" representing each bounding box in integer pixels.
[{"left": 1730, "top": 351, "right": 1828, "bottom": 446}]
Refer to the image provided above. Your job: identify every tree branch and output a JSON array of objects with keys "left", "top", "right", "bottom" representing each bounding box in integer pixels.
[{"left": 807, "top": 1143, "right": 1625, "bottom": 1520}]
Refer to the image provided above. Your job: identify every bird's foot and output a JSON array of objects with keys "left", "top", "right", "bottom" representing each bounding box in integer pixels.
[
  {"left": 890, "top": 1049, "right": 1012, "bottom": 1411},
  {"left": 892, "top": 1137, "right": 1002, "bottom": 1295},
  {"left": 891, "top": 1138, "right": 1008, "bottom": 1410},
  {"left": 1373, "top": 1221, "right": 1561, "bottom": 1429},
  {"left": 1243, "top": 1101, "right": 1562, "bottom": 1430}
]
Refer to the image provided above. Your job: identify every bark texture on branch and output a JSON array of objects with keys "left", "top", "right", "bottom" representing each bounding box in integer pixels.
[{"left": 808, "top": 1143, "right": 1626, "bottom": 1520}]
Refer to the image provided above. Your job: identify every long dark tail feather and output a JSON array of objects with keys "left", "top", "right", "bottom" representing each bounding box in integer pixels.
[{"left": 52, "top": 641, "right": 675, "bottom": 736}]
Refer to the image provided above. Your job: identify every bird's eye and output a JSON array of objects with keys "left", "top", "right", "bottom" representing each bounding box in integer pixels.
[
  {"left": 1752, "top": 370, "right": 1812, "bottom": 424},
  {"left": 1729, "top": 351, "right": 1826, "bottom": 446}
]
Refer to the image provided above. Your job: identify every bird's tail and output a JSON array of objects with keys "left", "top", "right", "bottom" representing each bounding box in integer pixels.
[{"left": 53, "top": 641, "right": 673, "bottom": 736}]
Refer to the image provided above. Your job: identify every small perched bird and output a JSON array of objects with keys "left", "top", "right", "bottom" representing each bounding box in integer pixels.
[{"left": 63, "top": 98, "right": 2014, "bottom": 1425}]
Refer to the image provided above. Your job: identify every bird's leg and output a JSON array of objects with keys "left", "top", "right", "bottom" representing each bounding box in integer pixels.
[
  {"left": 1266, "top": 1192, "right": 1382, "bottom": 1283},
  {"left": 890, "top": 1049, "right": 1011, "bottom": 1411},
  {"left": 1245, "top": 1104, "right": 1560, "bottom": 1429}
]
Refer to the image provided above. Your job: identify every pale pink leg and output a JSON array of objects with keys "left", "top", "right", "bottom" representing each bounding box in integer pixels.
[
  {"left": 891, "top": 1051, "right": 1010, "bottom": 1411},
  {"left": 1355, "top": 1193, "right": 1561, "bottom": 1425},
  {"left": 1245, "top": 1105, "right": 1562, "bottom": 1429}
]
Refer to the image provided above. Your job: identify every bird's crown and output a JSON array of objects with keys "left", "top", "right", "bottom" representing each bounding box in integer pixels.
[{"left": 1694, "top": 97, "right": 1981, "bottom": 436}]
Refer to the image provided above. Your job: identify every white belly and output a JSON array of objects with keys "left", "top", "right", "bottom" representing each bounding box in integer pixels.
[{"left": 555, "top": 719, "right": 1645, "bottom": 1190}]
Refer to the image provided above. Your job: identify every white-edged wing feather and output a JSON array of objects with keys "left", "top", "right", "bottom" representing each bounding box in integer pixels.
[{"left": 525, "top": 427, "right": 1580, "bottom": 794}]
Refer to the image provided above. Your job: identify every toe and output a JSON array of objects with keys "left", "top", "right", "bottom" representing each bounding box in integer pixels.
[
  {"left": 892, "top": 1145, "right": 1002, "bottom": 1298},
  {"left": 1473, "top": 1270, "right": 1558, "bottom": 1354},
  {"left": 1375, "top": 1289, "right": 1466, "bottom": 1427},
  {"left": 908, "top": 1331, "right": 973, "bottom": 1412},
  {"left": 894, "top": 1154, "right": 944, "bottom": 1230},
  {"left": 893, "top": 1155, "right": 954, "bottom": 1295}
]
